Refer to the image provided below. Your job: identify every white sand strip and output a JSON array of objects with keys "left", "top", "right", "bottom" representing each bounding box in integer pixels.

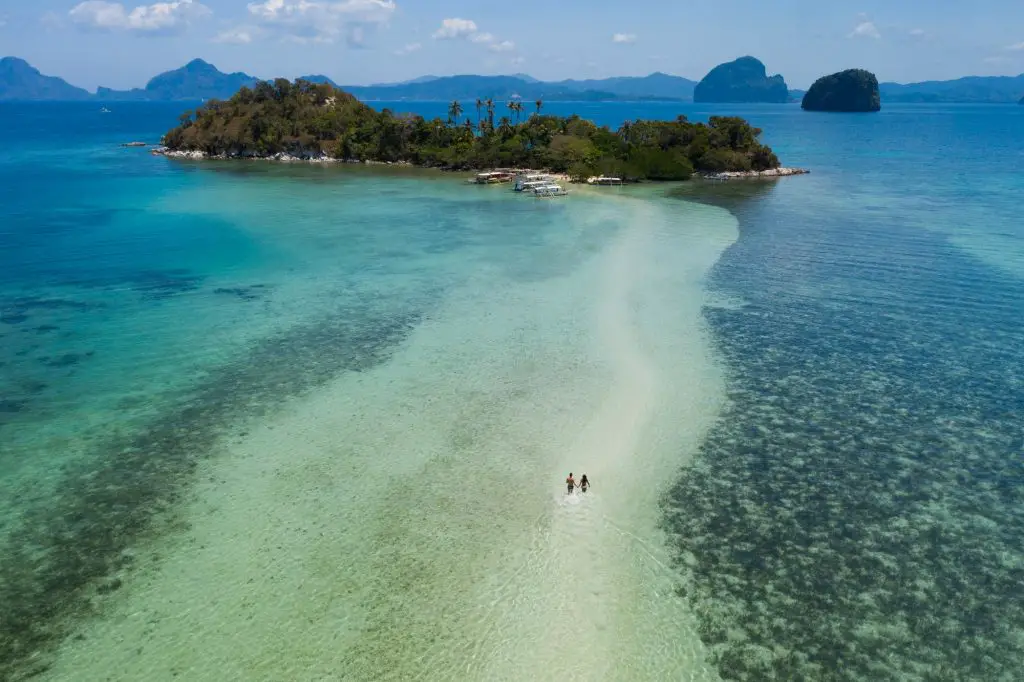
[{"left": 41, "top": 195, "right": 735, "bottom": 682}]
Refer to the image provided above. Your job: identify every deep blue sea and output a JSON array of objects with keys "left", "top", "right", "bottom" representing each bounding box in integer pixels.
[{"left": 1, "top": 100, "right": 1022, "bottom": 681}]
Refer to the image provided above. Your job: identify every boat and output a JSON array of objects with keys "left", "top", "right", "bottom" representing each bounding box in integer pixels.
[
  {"left": 100, "top": 107, "right": 111, "bottom": 114},
  {"left": 514, "top": 173, "right": 553, "bottom": 191},
  {"left": 516, "top": 180, "right": 550, "bottom": 194},
  {"left": 473, "top": 170, "right": 515, "bottom": 185},
  {"left": 532, "top": 183, "right": 569, "bottom": 197},
  {"left": 586, "top": 176, "right": 623, "bottom": 186}
]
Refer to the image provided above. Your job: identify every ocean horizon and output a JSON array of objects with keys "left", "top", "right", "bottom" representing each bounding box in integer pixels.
[{"left": 1, "top": 99, "right": 1022, "bottom": 681}]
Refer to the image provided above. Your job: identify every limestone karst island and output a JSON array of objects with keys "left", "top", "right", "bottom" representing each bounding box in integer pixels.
[
  {"left": 693, "top": 56, "right": 790, "bottom": 104},
  {"left": 802, "top": 69, "right": 882, "bottom": 112}
]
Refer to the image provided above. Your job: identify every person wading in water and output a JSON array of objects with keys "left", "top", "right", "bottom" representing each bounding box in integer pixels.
[
  {"left": 579, "top": 474, "right": 590, "bottom": 492},
  {"left": 566, "top": 473, "right": 576, "bottom": 494}
]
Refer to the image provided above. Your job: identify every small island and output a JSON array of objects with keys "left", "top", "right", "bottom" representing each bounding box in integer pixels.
[
  {"left": 159, "top": 79, "right": 794, "bottom": 181},
  {"left": 693, "top": 56, "right": 789, "bottom": 104},
  {"left": 802, "top": 69, "right": 881, "bottom": 112}
]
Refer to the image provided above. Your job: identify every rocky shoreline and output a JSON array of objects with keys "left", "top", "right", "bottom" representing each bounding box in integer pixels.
[
  {"left": 152, "top": 147, "right": 808, "bottom": 181},
  {"left": 699, "top": 167, "right": 809, "bottom": 180},
  {"left": 151, "top": 147, "right": 412, "bottom": 166}
]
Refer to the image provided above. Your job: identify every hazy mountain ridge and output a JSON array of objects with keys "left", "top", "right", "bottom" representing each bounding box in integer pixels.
[
  {"left": 95, "top": 59, "right": 258, "bottom": 101},
  {"left": 3, "top": 56, "right": 1023, "bottom": 104},
  {"left": 0, "top": 57, "right": 92, "bottom": 101},
  {"left": 879, "top": 74, "right": 1024, "bottom": 103},
  {"left": 339, "top": 74, "right": 622, "bottom": 102}
]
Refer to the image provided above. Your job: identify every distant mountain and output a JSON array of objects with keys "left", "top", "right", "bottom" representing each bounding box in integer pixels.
[
  {"left": 339, "top": 75, "right": 619, "bottom": 102},
  {"left": 694, "top": 56, "right": 789, "bottom": 103},
  {"left": 5, "top": 56, "right": 1024, "bottom": 105},
  {"left": 96, "top": 59, "right": 258, "bottom": 101},
  {"left": 299, "top": 74, "right": 340, "bottom": 87},
  {"left": 369, "top": 75, "right": 440, "bottom": 87},
  {"left": 0, "top": 57, "right": 92, "bottom": 101},
  {"left": 788, "top": 89, "right": 806, "bottom": 103},
  {"left": 879, "top": 74, "right": 1024, "bottom": 103},
  {"left": 511, "top": 73, "right": 541, "bottom": 84},
  {"left": 553, "top": 72, "right": 696, "bottom": 100}
]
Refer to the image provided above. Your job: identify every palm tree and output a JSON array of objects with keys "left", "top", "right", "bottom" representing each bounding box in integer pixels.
[
  {"left": 514, "top": 101, "right": 524, "bottom": 123},
  {"left": 534, "top": 99, "right": 543, "bottom": 117},
  {"left": 448, "top": 99, "right": 464, "bottom": 125},
  {"left": 475, "top": 98, "right": 483, "bottom": 128},
  {"left": 485, "top": 98, "right": 495, "bottom": 131},
  {"left": 498, "top": 116, "right": 513, "bottom": 138},
  {"left": 506, "top": 100, "right": 515, "bottom": 124},
  {"left": 464, "top": 118, "right": 474, "bottom": 134}
]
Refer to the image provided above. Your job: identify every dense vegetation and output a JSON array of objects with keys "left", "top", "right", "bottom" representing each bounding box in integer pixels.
[
  {"left": 162, "top": 79, "right": 780, "bottom": 180},
  {"left": 803, "top": 69, "right": 881, "bottom": 112}
]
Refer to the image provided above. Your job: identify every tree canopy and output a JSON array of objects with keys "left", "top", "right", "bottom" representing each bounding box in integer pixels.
[{"left": 162, "top": 78, "right": 781, "bottom": 180}]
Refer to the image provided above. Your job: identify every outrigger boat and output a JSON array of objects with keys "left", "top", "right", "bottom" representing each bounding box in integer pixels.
[
  {"left": 586, "top": 176, "right": 623, "bottom": 186},
  {"left": 514, "top": 173, "right": 553, "bottom": 191},
  {"left": 532, "top": 183, "right": 569, "bottom": 197},
  {"left": 472, "top": 170, "right": 516, "bottom": 184}
]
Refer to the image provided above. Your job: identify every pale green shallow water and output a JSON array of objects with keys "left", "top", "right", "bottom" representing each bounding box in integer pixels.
[{"left": 2, "top": 157, "right": 737, "bottom": 680}]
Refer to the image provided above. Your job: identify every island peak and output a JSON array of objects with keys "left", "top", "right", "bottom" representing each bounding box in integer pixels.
[{"left": 693, "top": 56, "right": 789, "bottom": 104}]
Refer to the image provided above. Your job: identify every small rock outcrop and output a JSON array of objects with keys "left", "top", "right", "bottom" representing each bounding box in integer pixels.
[
  {"left": 802, "top": 69, "right": 881, "bottom": 112},
  {"left": 693, "top": 56, "right": 789, "bottom": 103}
]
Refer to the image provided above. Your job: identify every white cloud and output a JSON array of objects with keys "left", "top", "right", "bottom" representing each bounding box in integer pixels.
[
  {"left": 849, "top": 21, "right": 881, "bottom": 39},
  {"left": 69, "top": 0, "right": 209, "bottom": 33},
  {"left": 394, "top": 42, "right": 421, "bottom": 55},
  {"left": 511, "top": 56, "right": 525, "bottom": 66},
  {"left": 215, "top": 26, "right": 254, "bottom": 44},
  {"left": 432, "top": 17, "right": 477, "bottom": 40},
  {"left": 611, "top": 33, "right": 636, "bottom": 44},
  {"left": 433, "top": 17, "right": 519, "bottom": 57},
  {"left": 1006, "top": 41, "right": 1024, "bottom": 51},
  {"left": 909, "top": 28, "right": 925, "bottom": 37},
  {"left": 983, "top": 56, "right": 1010, "bottom": 65},
  {"left": 247, "top": 0, "right": 395, "bottom": 44}
]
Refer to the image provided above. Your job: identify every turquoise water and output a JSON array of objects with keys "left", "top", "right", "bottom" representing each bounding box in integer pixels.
[{"left": 1, "top": 101, "right": 1022, "bottom": 680}]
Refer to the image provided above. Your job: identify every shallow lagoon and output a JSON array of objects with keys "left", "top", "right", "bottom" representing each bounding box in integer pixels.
[{"left": 1, "top": 101, "right": 1022, "bottom": 680}]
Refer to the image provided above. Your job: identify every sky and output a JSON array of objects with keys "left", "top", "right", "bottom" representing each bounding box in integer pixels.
[{"left": 2, "top": 0, "right": 1024, "bottom": 90}]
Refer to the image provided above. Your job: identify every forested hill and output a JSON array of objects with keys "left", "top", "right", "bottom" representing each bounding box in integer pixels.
[{"left": 161, "top": 79, "right": 781, "bottom": 181}]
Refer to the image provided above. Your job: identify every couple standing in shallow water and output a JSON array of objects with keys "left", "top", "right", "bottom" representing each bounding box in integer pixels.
[{"left": 566, "top": 472, "right": 590, "bottom": 494}]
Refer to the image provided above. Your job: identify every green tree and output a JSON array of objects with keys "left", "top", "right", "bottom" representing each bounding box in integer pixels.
[
  {"left": 159, "top": 77, "right": 783, "bottom": 179},
  {"left": 447, "top": 100, "right": 463, "bottom": 126},
  {"left": 498, "top": 116, "right": 513, "bottom": 138}
]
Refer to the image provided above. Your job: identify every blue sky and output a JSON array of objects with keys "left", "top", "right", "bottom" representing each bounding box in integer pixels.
[{"left": 2, "top": 1, "right": 1023, "bottom": 90}]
